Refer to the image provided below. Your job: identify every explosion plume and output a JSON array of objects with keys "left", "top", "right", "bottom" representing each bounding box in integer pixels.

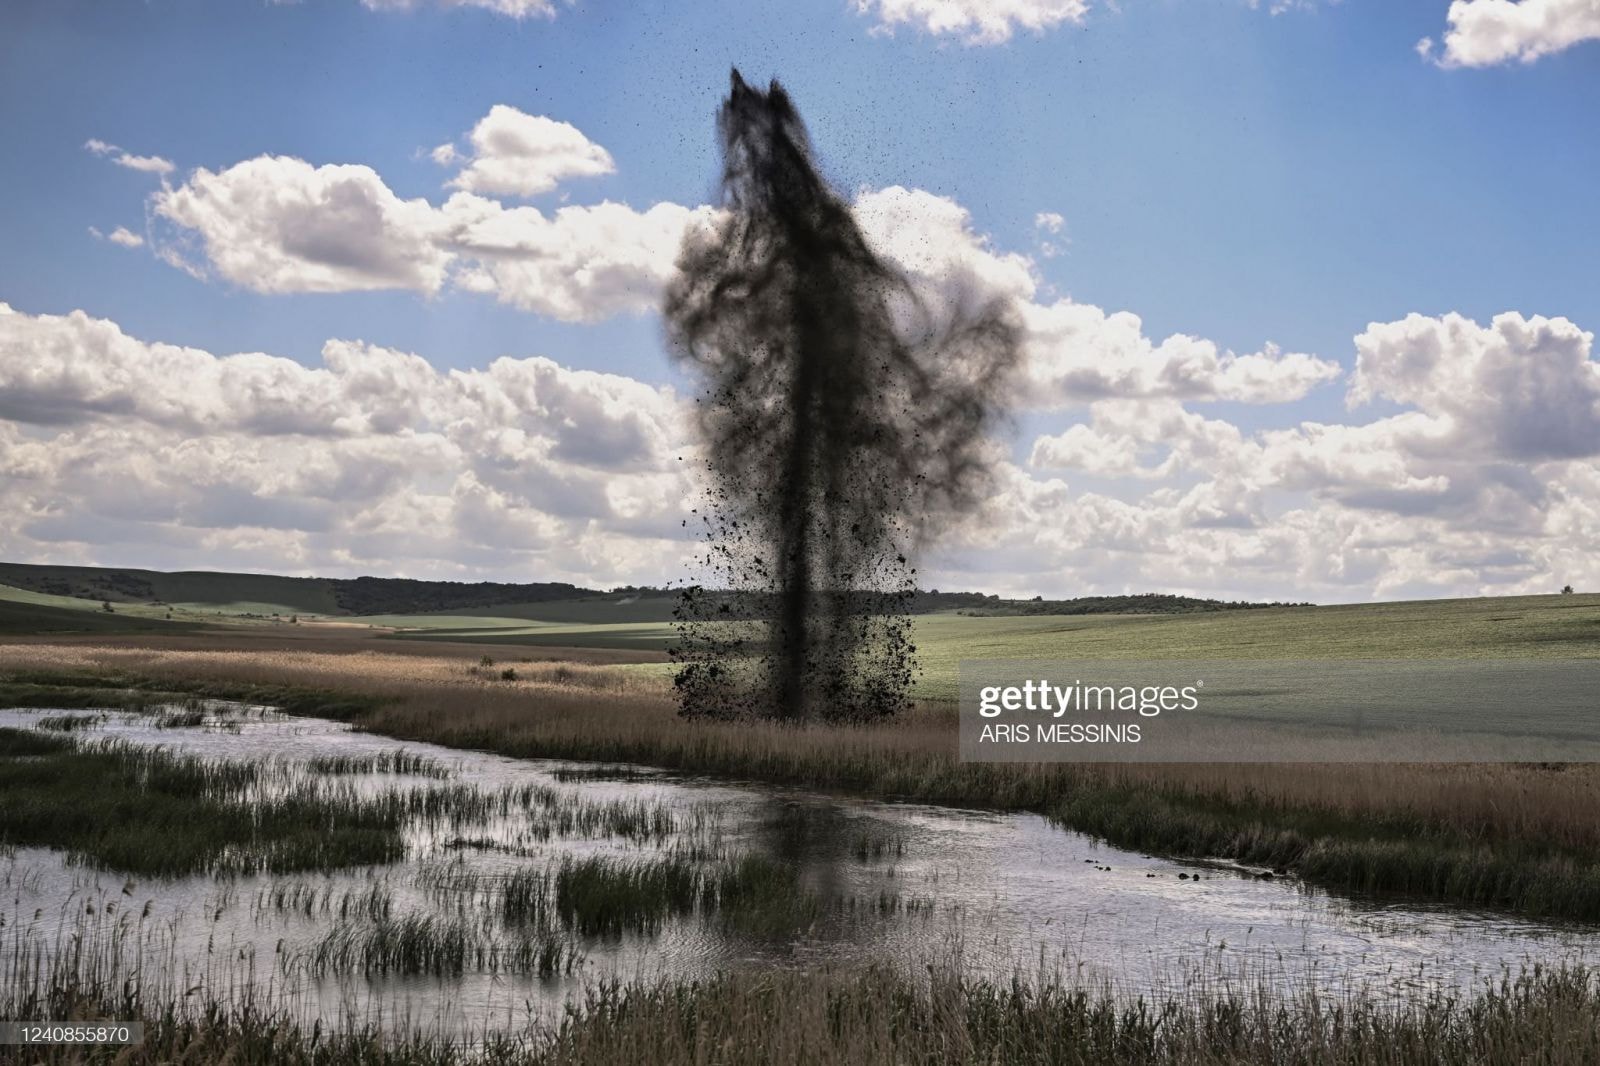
[{"left": 666, "top": 70, "right": 1020, "bottom": 722}]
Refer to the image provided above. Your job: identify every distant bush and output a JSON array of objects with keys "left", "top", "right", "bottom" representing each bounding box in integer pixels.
[
  {"left": 328, "top": 576, "right": 589, "bottom": 615},
  {"left": 944, "top": 592, "right": 1313, "bottom": 617}
]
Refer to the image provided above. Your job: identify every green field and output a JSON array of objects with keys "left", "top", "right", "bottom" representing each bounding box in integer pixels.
[
  {"left": 910, "top": 594, "right": 1600, "bottom": 697},
  {"left": 0, "top": 582, "right": 315, "bottom": 631},
  {"left": 6, "top": 577, "right": 1597, "bottom": 700},
  {"left": 0, "top": 596, "right": 198, "bottom": 636},
  {"left": 0, "top": 583, "right": 212, "bottom": 635},
  {"left": 367, "top": 593, "right": 1600, "bottom": 699},
  {"left": 384, "top": 619, "right": 678, "bottom": 650},
  {"left": 447, "top": 594, "right": 681, "bottom": 624}
]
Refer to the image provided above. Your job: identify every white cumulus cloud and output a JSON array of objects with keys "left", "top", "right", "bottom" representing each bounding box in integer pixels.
[
  {"left": 438, "top": 105, "right": 615, "bottom": 197},
  {"left": 153, "top": 156, "right": 453, "bottom": 294},
  {"left": 1421, "top": 0, "right": 1600, "bottom": 66},
  {"left": 1350, "top": 311, "right": 1600, "bottom": 461},
  {"left": 440, "top": 193, "right": 721, "bottom": 321},
  {"left": 148, "top": 131, "right": 712, "bottom": 321},
  {"left": 1021, "top": 304, "right": 1340, "bottom": 406},
  {"left": 855, "top": 0, "right": 1089, "bottom": 44},
  {"left": 3, "top": 292, "right": 1597, "bottom": 601},
  {"left": 0, "top": 302, "right": 694, "bottom": 587},
  {"left": 977, "top": 307, "right": 1600, "bottom": 600}
]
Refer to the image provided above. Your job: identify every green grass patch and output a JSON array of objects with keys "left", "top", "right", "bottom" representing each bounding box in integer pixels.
[
  {"left": 549, "top": 852, "right": 816, "bottom": 938},
  {"left": 301, "top": 912, "right": 579, "bottom": 979},
  {"left": 554, "top": 855, "right": 704, "bottom": 936},
  {"left": 0, "top": 727, "right": 405, "bottom": 876},
  {"left": 0, "top": 594, "right": 203, "bottom": 636}
]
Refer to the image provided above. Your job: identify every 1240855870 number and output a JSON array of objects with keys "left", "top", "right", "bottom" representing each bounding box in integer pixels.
[{"left": 0, "top": 1022, "right": 144, "bottom": 1045}]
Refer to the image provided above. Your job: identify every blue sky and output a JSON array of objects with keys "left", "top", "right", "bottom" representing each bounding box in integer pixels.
[
  {"left": 7, "top": 0, "right": 1597, "bottom": 390},
  {"left": 2, "top": 0, "right": 1598, "bottom": 599}
]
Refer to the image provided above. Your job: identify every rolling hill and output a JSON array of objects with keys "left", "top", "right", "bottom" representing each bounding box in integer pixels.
[
  {"left": 0, "top": 562, "right": 592, "bottom": 617},
  {"left": 0, "top": 561, "right": 1331, "bottom": 647}
]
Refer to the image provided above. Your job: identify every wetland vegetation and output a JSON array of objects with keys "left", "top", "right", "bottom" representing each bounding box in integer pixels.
[
  {"left": 2, "top": 591, "right": 1599, "bottom": 1063},
  {"left": 6, "top": 591, "right": 1600, "bottom": 920},
  {"left": 10, "top": 945, "right": 1600, "bottom": 1065}
]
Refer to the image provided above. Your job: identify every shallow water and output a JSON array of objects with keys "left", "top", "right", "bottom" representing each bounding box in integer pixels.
[{"left": 2, "top": 703, "right": 1597, "bottom": 1040}]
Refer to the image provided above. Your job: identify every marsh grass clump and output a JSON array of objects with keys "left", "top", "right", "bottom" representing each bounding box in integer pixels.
[
  {"left": 0, "top": 728, "right": 405, "bottom": 877},
  {"left": 527, "top": 790, "right": 678, "bottom": 844},
  {"left": 549, "top": 766, "right": 652, "bottom": 783},
  {"left": 152, "top": 706, "right": 208, "bottom": 729},
  {"left": 307, "top": 750, "right": 451, "bottom": 779},
  {"left": 254, "top": 879, "right": 395, "bottom": 923},
  {"left": 505, "top": 844, "right": 858, "bottom": 941},
  {"left": 388, "top": 782, "right": 677, "bottom": 845},
  {"left": 573, "top": 799, "right": 675, "bottom": 844},
  {"left": 0, "top": 726, "right": 70, "bottom": 757},
  {"left": 555, "top": 855, "right": 702, "bottom": 936},
  {"left": 667, "top": 809, "right": 732, "bottom": 864},
  {"left": 301, "top": 912, "right": 579, "bottom": 979},
  {"left": 36, "top": 712, "right": 105, "bottom": 732},
  {"left": 705, "top": 853, "right": 817, "bottom": 934},
  {"left": 501, "top": 866, "right": 553, "bottom": 925},
  {"left": 550, "top": 852, "right": 819, "bottom": 939},
  {"left": 852, "top": 827, "right": 906, "bottom": 863}
]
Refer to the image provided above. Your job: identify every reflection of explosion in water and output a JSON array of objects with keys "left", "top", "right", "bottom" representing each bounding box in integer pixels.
[{"left": 666, "top": 70, "right": 1020, "bottom": 722}]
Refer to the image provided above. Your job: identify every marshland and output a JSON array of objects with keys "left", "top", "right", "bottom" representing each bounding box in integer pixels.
[{"left": 3, "top": 588, "right": 1600, "bottom": 1062}]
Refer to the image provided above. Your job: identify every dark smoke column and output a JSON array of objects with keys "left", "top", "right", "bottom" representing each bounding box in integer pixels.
[{"left": 666, "top": 70, "right": 1019, "bottom": 722}]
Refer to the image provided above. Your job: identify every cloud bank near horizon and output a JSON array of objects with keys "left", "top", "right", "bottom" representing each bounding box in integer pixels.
[
  {"left": 3, "top": 289, "right": 1595, "bottom": 601},
  {"left": 36, "top": 104, "right": 1600, "bottom": 602}
]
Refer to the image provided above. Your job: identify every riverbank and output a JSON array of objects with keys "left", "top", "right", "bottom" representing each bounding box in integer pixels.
[{"left": 6, "top": 638, "right": 1600, "bottom": 921}]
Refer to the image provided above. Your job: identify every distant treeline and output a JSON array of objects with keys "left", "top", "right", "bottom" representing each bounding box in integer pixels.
[
  {"left": 8, "top": 568, "right": 157, "bottom": 603},
  {"left": 938, "top": 592, "right": 1313, "bottom": 616},
  {"left": 0, "top": 563, "right": 1309, "bottom": 617},
  {"left": 327, "top": 576, "right": 587, "bottom": 615},
  {"left": 612, "top": 587, "right": 1309, "bottom": 616},
  {"left": 0, "top": 562, "right": 589, "bottom": 616}
]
